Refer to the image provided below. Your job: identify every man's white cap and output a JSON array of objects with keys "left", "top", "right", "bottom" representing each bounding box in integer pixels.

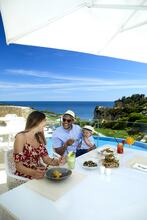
[
  {"left": 64, "top": 110, "right": 76, "bottom": 119},
  {"left": 83, "top": 125, "right": 95, "bottom": 133}
]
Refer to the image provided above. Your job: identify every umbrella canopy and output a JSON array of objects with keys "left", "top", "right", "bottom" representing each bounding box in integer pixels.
[
  {"left": 0, "top": 115, "right": 26, "bottom": 135},
  {"left": 0, "top": 0, "right": 147, "bottom": 63}
]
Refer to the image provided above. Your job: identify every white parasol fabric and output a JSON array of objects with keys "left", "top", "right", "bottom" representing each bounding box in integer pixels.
[
  {"left": 0, "top": 115, "right": 26, "bottom": 135},
  {"left": 0, "top": 0, "right": 147, "bottom": 63}
]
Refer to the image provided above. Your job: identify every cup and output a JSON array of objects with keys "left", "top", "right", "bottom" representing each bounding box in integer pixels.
[
  {"left": 117, "top": 143, "right": 124, "bottom": 154},
  {"left": 105, "top": 168, "right": 112, "bottom": 176},
  {"left": 67, "top": 152, "right": 75, "bottom": 169},
  {"left": 99, "top": 165, "right": 105, "bottom": 174}
]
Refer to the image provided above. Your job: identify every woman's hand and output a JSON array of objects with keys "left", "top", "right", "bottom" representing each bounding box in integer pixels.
[
  {"left": 32, "top": 168, "right": 46, "bottom": 179},
  {"left": 51, "top": 156, "right": 66, "bottom": 166},
  {"left": 58, "top": 156, "right": 66, "bottom": 165}
]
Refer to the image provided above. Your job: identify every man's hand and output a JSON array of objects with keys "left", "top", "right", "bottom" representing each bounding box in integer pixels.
[{"left": 65, "top": 139, "right": 75, "bottom": 147}]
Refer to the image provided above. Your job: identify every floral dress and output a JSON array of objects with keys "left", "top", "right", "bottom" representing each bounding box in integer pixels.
[{"left": 13, "top": 143, "right": 48, "bottom": 179}]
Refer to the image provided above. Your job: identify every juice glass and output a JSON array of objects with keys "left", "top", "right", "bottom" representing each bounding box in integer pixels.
[
  {"left": 117, "top": 143, "right": 124, "bottom": 154},
  {"left": 67, "top": 152, "right": 75, "bottom": 169}
]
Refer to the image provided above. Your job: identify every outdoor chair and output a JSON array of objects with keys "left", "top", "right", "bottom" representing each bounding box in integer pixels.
[{"left": 4, "top": 149, "right": 29, "bottom": 190}]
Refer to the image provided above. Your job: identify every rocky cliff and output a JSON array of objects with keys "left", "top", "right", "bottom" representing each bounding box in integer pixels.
[
  {"left": 94, "top": 106, "right": 123, "bottom": 121},
  {"left": 0, "top": 105, "right": 33, "bottom": 118},
  {"left": 94, "top": 94, "right": 147, "bottom": 122}
]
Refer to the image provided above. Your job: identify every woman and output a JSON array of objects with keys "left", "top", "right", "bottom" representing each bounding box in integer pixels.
[{"left": 13, "top": 111, "right": 64, "bottom": 179}]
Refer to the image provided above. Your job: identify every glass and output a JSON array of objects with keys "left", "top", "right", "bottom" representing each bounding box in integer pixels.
[
  {"left": 117, "top": 143, "right": 124, "bottom": 154},
  {"left": 67, "top": 152, "right": 75, "bottom": 169}
]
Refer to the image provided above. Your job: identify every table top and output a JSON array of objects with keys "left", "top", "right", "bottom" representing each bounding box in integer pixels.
[{"left": 1, "top": 147, "right": 147, "bottom": 220}]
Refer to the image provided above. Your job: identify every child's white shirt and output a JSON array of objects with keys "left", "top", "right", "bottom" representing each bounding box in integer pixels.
[{"left": 80, "top": 136, "right": 95, "bottom": 150}]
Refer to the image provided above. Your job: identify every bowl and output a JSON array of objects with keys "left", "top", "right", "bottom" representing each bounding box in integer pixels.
[{"left": 46, "top": 167, "right": 72, "bottom": 181}]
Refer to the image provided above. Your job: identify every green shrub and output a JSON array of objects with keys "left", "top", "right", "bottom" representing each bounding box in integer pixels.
[
  {"left": 112, "top": 121, "right": 127, "bottom": 130},
  {"left": 128, "top": 113, "right": 144, "bottom": 122}
]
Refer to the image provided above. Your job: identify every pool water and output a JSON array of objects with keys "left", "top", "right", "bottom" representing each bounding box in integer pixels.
[
  {"left": 94, "top": 137, "right": 147, "bottom": 152},
  {"left": 47, "top": 136, "right": 147, "bottom": 156}
]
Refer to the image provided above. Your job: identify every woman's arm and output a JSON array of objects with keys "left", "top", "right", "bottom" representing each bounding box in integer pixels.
[
  {"left": 42, "top": 155, "right": 65, "bottom": 167},
  {"left": 42, "top": 155, "right": 60, "bottom": 166}
]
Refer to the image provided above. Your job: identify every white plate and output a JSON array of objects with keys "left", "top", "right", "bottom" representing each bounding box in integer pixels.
[
  {"left": 82, "top": 158, "right": 98, "bottom": 170},
  {"left": 97, "top": 146, "right": 116, "bottom": 156}
]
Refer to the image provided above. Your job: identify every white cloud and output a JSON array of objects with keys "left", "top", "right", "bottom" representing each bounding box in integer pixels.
[
  {"left": 1, "top": 68, "right": 147, "bottom": 98},
  {"left": 0, "top": 78, "right": 147, "bottom": 93},
  {"left": 5, "top": 68, "right": 147, "bottom": 85},
  {"left": 5, "top": 69, "right": 52, "bottom": 78}
]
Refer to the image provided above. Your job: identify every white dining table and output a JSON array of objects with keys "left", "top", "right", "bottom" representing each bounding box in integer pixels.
[{"left": 0, "top": 146, "right": 147, "bottom": 220}]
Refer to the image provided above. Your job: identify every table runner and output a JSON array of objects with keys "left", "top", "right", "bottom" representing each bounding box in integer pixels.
[{"left": 25, "top": 171, "right": 86, "bottom": 201}]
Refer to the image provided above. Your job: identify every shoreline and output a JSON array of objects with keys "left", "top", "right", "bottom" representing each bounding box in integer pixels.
[{"left": 0, "top": 101, "right": 114, "bottom": 120}]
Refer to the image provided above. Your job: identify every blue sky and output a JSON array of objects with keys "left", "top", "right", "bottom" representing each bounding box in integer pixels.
[{"left": 0, "top": 16, "right": 147, "bottom": 101}]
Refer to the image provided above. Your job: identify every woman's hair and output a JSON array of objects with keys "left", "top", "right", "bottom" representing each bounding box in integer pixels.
[
  {"left": 21, "top": 111, "right": 46, "bottom": 145},
  {"left": 25, "top": 111, "right": 46, "bottom": 130}
]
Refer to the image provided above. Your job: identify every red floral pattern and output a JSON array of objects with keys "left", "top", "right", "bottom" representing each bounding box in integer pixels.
[{"left": 13, "top": 143, "right": 48, "bottom": 179}]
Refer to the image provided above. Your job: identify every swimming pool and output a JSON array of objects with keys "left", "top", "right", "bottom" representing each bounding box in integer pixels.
[{"left": 47, "top": 136, "right": 147, "bottom": 156}]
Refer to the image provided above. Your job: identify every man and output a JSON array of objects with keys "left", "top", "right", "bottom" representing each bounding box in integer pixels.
[{"left": 52, "top": 110, "right": 82, "bottom": 156}]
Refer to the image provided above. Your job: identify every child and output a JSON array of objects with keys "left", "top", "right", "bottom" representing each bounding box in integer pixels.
[{"left": 76, "top": 125, "right": 96, "bottom": 157}]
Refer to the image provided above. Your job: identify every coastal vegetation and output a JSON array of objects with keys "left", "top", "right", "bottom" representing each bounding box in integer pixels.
[
  {"left": 93, "top": 94, "right": 147, "bottom": 141},
  {"left": 75, "top": 94, "right": 147, "bottom": 141}
]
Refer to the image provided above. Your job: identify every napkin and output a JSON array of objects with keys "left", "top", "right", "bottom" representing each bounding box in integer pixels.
[{"left": 132, "top": 163, "right": 147, "bottom": 172}]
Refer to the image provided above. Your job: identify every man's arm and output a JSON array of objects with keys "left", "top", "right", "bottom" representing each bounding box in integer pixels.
[
  {"left": 54, "top": 139, "right": 75, "bottom": 156},
  {"left": 54, "top": 144, "right": 67, "bottom": 156}
]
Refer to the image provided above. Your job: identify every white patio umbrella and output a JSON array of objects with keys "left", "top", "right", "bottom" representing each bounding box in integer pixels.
[
  {"left": 0, "top": 116, "right": 26, "bottom": 150},
  {"left": 0, "top": 0, "right": 147, "bottom": 63},
  {"left": 0, "top": 115, "right": 26, "bottom": 134}
]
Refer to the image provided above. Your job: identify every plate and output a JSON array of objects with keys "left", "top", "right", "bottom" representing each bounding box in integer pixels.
[
  {"left": 46, "top": 167, "right": 72, "bottom": 181},
  {"left": 97, "top": 146, "right": 116, "bottom": 156},
  {"left": 82, "top": 158, "right": 98, "bottom": 170}
]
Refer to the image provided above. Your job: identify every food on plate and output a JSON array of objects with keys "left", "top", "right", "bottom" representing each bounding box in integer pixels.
[
  {"left": 101, "top": 147, "right": 114, "bottom": 154},
  {"left": 52, "top": 170, "right": 62, "bottom": 179},
  {"left": 102, "top": 153, "right": 119, "bottom": 168},
  {"left": 83, "top": 160, "right": 98, "bottom": 167}
]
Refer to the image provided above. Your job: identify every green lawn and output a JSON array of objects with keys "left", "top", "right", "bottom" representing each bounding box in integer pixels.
[{"left": 95, "top": 128, "right": 140, "bottom": 140}]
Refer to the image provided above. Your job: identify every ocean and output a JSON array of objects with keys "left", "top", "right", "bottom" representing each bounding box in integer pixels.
[{"left": 0, "top": 101, "right": 114, "bottom": 120}]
